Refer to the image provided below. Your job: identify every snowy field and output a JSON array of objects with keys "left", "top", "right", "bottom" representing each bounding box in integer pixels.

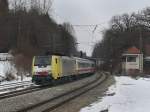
[{"left": 80, "top": 76, "right": 150, "bottom": 112}]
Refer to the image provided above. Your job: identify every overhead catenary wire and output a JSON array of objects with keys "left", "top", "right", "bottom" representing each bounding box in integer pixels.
[
  {"left": 72, "top": 23, "right": 106, "bottom": 35},
  {"left": 68, "top": 24, "right": 105, "bottom": 50},
  {"left": 72, "top": 22, "right": 106, "bottom": 27}
]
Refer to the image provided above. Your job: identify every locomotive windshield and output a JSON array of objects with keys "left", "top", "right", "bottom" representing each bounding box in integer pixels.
[{"left": 34, "top": 56, "right": 51, "bottom": 66}]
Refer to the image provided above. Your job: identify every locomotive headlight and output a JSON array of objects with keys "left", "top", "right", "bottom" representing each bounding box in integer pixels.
[
  {"left": 34, "top": 72, "right": 39, "bottom": 75},
  {"left": 32, "top": 72, "right": 35, "bottom": 75},
  {"left": 48, "top": 70, "right": 51, "bottom": 74}
]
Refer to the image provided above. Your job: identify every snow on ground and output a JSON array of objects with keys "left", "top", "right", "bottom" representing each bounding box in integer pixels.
[
  {"left": 80, "top": 76, "right": 150, "bottom": 112},
  {"left": 0, "top": 61, "right": 8, "bottom": 77},
  {"left": 1, "top": 76, "right": 32, "bottom": 85},
  {"left": 0, "top": 54, "right": 32, "bottom": 93},
  {"left": 0, "top": 61, "right": 17, "bottom": 77},
  {"left": 0, "top": 60, "right": 32, "bottom": 84}
]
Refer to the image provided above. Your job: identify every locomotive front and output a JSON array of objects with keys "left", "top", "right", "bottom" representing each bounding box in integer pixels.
[{"left": 32, "top": 56, "right": 52, "bottom": 84}]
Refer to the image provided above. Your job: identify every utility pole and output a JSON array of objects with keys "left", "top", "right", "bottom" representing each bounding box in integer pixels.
[
  {"left": 139, "top": 26, "right": 143, "bottom": 73},
  {"left": 139, "top": 26, "right": 143, "bottom": 54}
]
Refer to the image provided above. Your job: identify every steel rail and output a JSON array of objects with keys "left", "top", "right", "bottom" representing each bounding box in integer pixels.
[
  {"left": 0, "top": 81, "right": 34, "bottom": 93},
  {"left": 0, "top": 81, "right": 31, "bottom": 87},
  {"left": 0, "top": 85, "right": 48, "bottom": 100},
  {"left": 16, "top": 72, "right": 109, "bottom": 112},
  {"left": 0, "top": 74, "right": 93, "bottom": 100}
]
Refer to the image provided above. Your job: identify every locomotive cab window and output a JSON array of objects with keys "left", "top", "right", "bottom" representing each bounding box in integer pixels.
[
  {"left": 92, "top": 64, "right": 95, "bottom": 67},
  {"left": 34, "top": 56, "right": 51, "bottom": 66}
]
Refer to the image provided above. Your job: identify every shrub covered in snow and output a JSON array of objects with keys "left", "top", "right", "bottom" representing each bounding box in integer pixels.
[{"left": 3, "top": 61, "right": 17, "bottom": 81}]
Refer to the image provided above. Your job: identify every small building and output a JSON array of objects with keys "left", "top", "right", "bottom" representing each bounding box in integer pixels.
[{"left": 122, "top": 46, "right": 143, "bottom": 74}]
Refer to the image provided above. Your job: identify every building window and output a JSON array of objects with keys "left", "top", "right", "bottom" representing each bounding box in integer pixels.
[{"left": 127, "top": 56, "right": 136, "bottom": 62}]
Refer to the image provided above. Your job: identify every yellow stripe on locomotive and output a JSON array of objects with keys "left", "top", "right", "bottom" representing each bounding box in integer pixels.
[{"left": 51, "top": 55, "right": 62, "bottom": 79}]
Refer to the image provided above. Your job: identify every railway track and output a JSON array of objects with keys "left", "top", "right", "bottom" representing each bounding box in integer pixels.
[
  {"left": 0, "top": 80, "right": 53, "bottom": 100},
  {"left": 0, "top": 81, "right": 33, "bottom": 92},
  {"left": 16, "top": 72, "right": 108, "bottom": 112},
  {"left": 0, "top": 85, "right": 45, "bottom": 100},
  {"left": 0, "top": 75, "right": 93, "bottom": 100}
]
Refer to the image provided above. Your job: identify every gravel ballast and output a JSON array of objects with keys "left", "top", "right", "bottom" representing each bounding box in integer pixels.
[
  {"left": 0, "top": 73, "right": 102, "bottom": 112},
  {"left": 51, "top": 74, "right": 114, "bottom": 112}
]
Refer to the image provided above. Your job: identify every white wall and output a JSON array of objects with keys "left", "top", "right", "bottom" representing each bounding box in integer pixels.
[{"left": 122, "top": 54, "right": 143, "bottom": 73}]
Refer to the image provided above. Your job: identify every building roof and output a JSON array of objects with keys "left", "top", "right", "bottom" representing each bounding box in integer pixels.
[{"left": 124, "top": 46, "right": 141, "bottom": 54}]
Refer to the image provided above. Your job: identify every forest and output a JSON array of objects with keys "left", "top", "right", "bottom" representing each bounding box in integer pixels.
[
  {"left": 0, "top": 0, "right": 78, "bottom": 74},
  {"left": 92, "top": 7, "right": 150, "bottom": 70}
]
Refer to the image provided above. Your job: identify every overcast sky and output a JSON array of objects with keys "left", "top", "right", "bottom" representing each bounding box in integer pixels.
[{"left": 51, "top": 0, "right": 150, "bottom": 56}]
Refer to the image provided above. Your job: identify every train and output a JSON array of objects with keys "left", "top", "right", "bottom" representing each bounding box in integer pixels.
[{"left": 32, "top": 55, "right": 96, "bottom": 85}]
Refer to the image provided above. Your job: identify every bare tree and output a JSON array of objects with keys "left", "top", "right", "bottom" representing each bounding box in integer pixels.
[
  {"left": 42, "top": 0, "right": 53, "bottom": 14},
  {"left": 0, "top": 0, "right": 8, "bottom": 16}
]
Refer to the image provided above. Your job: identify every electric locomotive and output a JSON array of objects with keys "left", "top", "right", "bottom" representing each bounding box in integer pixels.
[{"left": 32, "top": 55, "right": 95, "bottom": 85}]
